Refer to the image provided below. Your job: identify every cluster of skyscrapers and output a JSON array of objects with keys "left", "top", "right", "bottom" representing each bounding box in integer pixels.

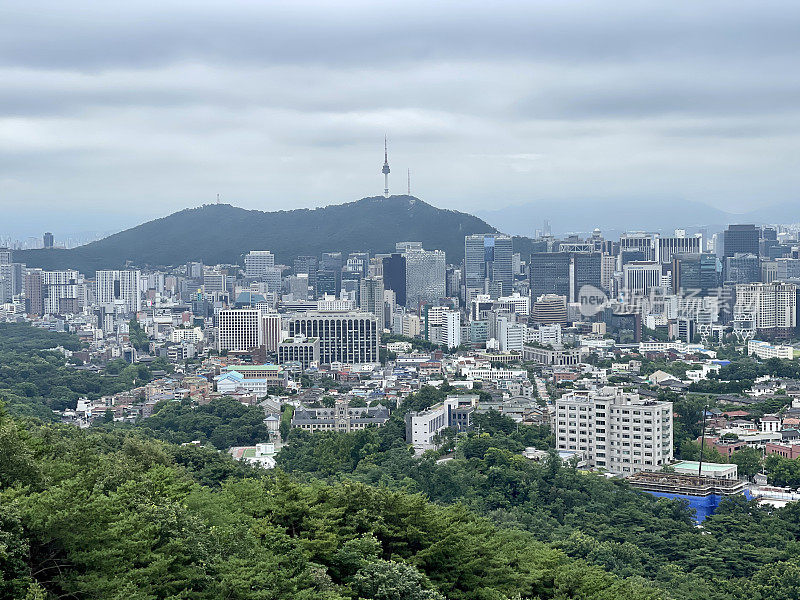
[{"left": 3, "top": 219, "right": 800, "bottom": 371}]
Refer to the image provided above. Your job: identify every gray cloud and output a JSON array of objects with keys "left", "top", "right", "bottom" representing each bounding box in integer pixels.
[{"left": 0, "top": 0, "right": 799, "bottom": 238}]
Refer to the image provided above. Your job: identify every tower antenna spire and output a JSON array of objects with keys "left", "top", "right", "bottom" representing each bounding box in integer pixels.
[
  {"left": 381, "top": 135, "right": 390, "bottom": 197},
  {"left": 407, "top": 168, "right": 411, "bottom": 196}
]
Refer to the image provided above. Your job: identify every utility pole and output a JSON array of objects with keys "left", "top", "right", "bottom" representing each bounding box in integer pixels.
[{"left": 698, "top": 404, "right": 708, "bottom": 477}]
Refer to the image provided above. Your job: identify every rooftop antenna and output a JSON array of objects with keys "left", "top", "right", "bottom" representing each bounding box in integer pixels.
[{"left": 407, "top": 168, "right": 411, "bottom": 196}]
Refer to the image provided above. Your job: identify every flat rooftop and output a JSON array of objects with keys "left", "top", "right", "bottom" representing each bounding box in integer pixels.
[{"left": 673, "top": 461, "right": 734, "bottom": 472}]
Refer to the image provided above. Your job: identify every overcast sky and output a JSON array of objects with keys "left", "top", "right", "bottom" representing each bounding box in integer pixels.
[{"left": 1, "top": 1, "right": 799, "bottom": 237}]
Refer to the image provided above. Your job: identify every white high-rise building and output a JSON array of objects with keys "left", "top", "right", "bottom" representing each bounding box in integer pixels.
[
  {"left": 359, "top": 276, "right": 385, "bottom": 326},
  {"left": 245, "top": 250, "right": 276, "bottom": 278},
  {"left": 554, "top": 387, "right": 673, "bottom": 474},
  {"left": 217, "top": 308, "right": 262, "bottom": 352},
  {"left": 657, "top": 232, "right": 703, "bottom": 264},
  {"left": 95, "top": 270, "right": 142, "bottom": 313},
  {"left": 623, "top": 262, "right": 662, "bottom": 296},
  {"left": 405, "top": 248, "right": 446, "bottom": 309},
  {"left": 261, "top": 312, "right": 282, "bottom": 353},
  {"left": 426, "top": 308, "right": 461, "bottom": 349},
  {"left": 497, "top": 315, "right": 524, "bottom": 352},
  {"left": 734, "top": 282, "right": 797, "bottom": 338}
]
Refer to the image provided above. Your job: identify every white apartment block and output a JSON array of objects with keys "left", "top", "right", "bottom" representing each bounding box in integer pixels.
[
  {"left": 217, "top": 308, "right": 262, "bottom": 352},
  {"left": 427, "top": 306, "right": 461, "bottom": 348},
  {"left": 169, "top": 327, "right": 204, "bottom": 343},
  {"left": 405, "top": 395, "right": 479, "bottom": 450},
  {"left": 95, "top": 270, "right": 142, "bottom": 313},
  {"left": 553, "top": 387, "right": 673, "bottom": 474},
  {"left": 244, "top": 250, "right": 276, "bottom": 278},
  {"left": 735, "top": 282, "right": 797, "bottom": 337},
  {"left": 461, "top": 367, "right": 526, "bottom": 382}
]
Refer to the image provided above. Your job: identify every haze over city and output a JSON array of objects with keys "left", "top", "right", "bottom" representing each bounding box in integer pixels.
[{"left": 2, "top": 1, "right": 800, "bottom": 237}]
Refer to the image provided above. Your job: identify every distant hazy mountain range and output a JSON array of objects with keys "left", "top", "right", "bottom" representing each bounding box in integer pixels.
[
  {"left": 15, "top": 196, "right": 512, "bottom": 273},
  {"left": 476, "top": 198, "right": 800, "bottom": 237},
  {"left": 14, "top": 195, "right": 799, "bottom": 273}
]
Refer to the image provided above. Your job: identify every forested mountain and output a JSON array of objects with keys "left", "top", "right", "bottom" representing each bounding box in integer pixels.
[{"left": 15, "top": 196, "right": 527, "bottom": 273}]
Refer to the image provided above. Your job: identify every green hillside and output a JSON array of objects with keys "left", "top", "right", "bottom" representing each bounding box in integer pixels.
[{"left": 15, "top": 196, "right": 525, "bottom": 273}]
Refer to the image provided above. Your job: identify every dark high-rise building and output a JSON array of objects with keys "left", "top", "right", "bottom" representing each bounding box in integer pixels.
[
  {"left": 671, "top": 253, "right": 720, "bottom": 294},
  {"left": 603, "top": 307, "right": 642, "bottom": 343},
  {"left": 25, "top": 270, "right": 44, "bottom": 316},
  {"left": 293, "top": 256, "right": 318, "bottom": 297},
  {"left": 723, "top": 224, "right": 759, "bottom": 258},
  {"left": 724, "top": 253, "right": 760, "bottom": 284},
  {"left": 382, "top": 253, "right": 407, "bottom": 307},
  {"left": 572, "top": 253, "right": 602, "bottom": 300},
  {"left": 320, "top": 252, "right": 343, "bottom": 293},
  {"left": 530, "top": 252, "right": 571, "bottom": 299},
  {"left": 316, "top": 270, "right": 338, "bottom": 296},
  {"left": 530, "top": 251, "right": 601, "bottom": 302},
  {"left": 762, "top": 227, "right": 778, "bottom": 241},
  {"left": 464, "top": 234, "right": 513, "bottom": 297},
  {"left": 43, "top": 232, "right": 54, "bottom": 249}
]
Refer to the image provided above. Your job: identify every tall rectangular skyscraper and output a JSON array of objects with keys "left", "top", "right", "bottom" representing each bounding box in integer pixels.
[
  {"left": 382, "top": 253, "right": 407, "bottom": 307},
  {"left": 464, "top": 234, "right": 513, "bottom": 297},
  {"left": 95, "top": 270, "right": 142, "bottom": 313},
  {"left": 405, "top": 248, "right": 446, "bottom": 309},
  {"left": 244, "top": 250, "right": 275, "bottom": 278},
  {"left": 359, "top": 276, "right": 385, "bottom": 326},
  {"left": 723, "top": 224, "right": 759, "bottom": 258}
]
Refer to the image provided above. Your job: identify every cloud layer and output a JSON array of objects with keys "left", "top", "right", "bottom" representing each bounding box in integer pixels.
[{"left": 1, "top": 0, "right": 799, "bottom": 237}]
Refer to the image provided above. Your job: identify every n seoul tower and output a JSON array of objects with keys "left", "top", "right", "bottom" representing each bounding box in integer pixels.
[{"left": 381, "top": 136, "right": 390, "bottom": 197}]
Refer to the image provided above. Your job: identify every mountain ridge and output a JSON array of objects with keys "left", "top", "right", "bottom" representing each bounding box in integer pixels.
[{"left": 15, "top": 195, "right": 507, "bottom": 273}]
